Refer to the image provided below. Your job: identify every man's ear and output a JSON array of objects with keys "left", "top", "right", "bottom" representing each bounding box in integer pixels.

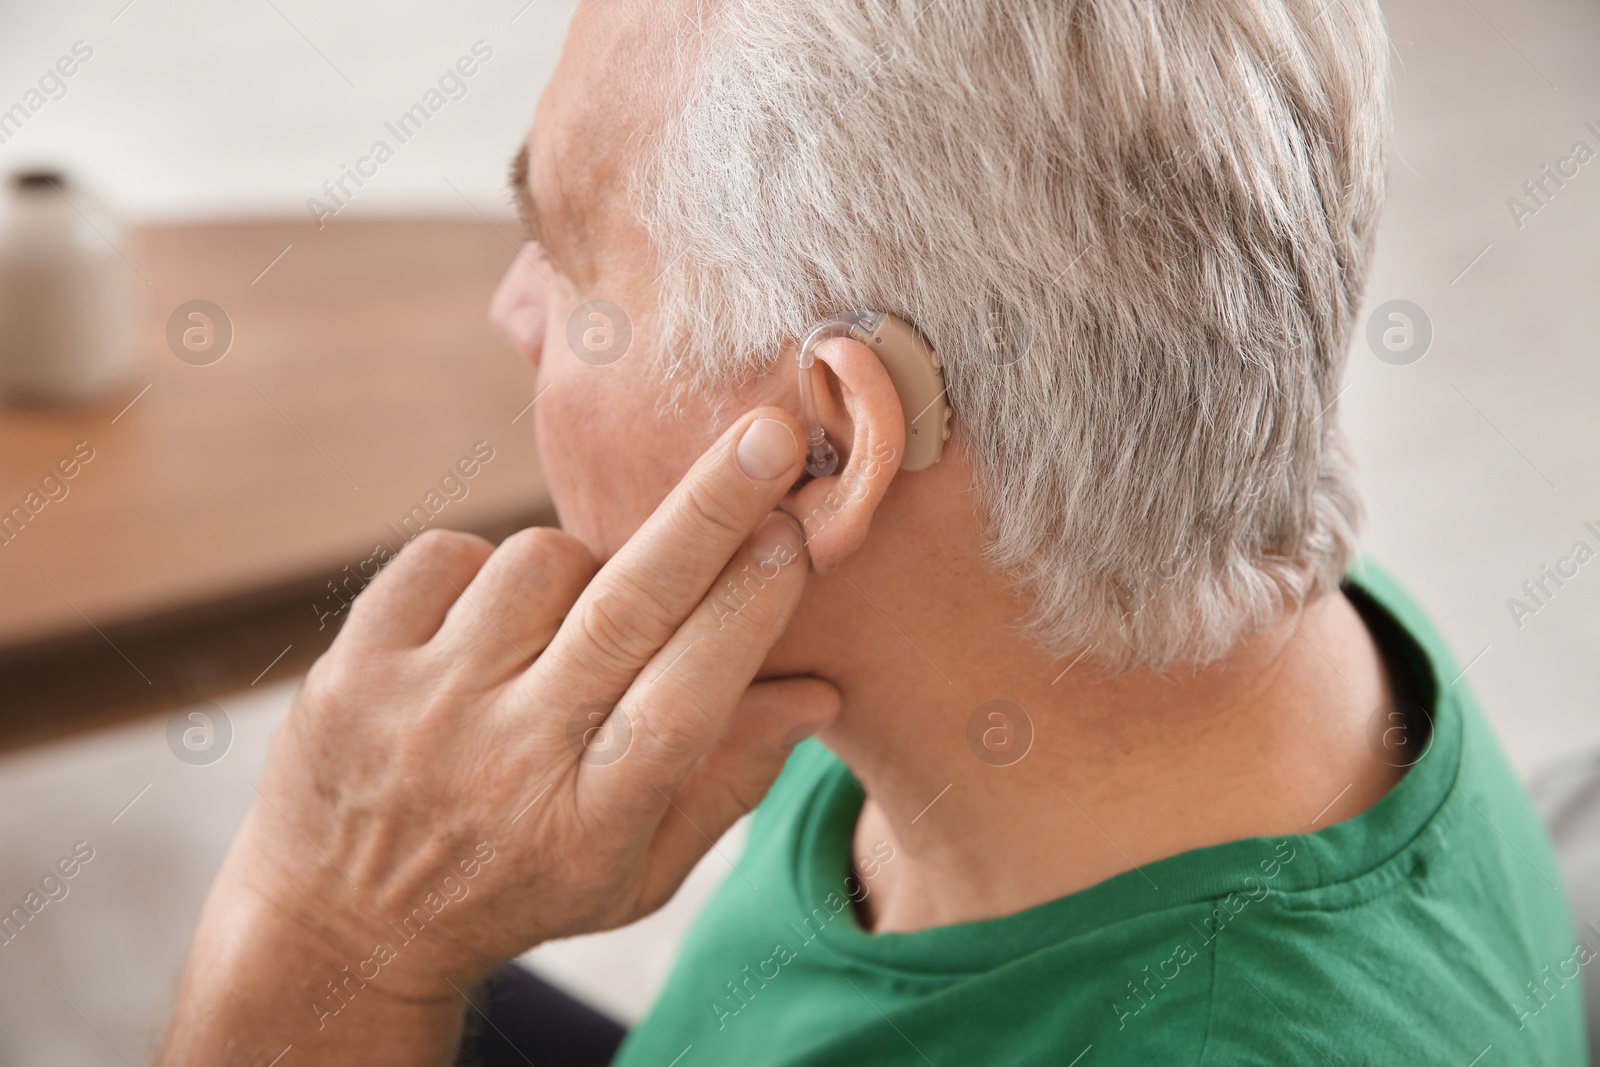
[{"left": 783, "top": 337, "right": 905, "bottom": 574}]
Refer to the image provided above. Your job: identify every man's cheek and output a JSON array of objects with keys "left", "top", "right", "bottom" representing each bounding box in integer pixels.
[{"left": 533, "top": 382, "right": 621, "bottom": 543}]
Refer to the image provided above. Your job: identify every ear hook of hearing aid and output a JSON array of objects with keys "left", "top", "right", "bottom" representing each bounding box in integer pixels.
[{"left": 795, "top": 311, "right": 883, "bottom": 478}]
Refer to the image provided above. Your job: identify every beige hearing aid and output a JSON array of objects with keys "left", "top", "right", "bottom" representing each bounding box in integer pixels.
[{"left": 794, "top": 311, "right": 951, "bottom": 476}]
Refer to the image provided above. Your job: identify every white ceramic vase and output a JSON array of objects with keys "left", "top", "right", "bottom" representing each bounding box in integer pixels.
[{"left": 0, "top": 170, "right": 139, "bottom": 407}]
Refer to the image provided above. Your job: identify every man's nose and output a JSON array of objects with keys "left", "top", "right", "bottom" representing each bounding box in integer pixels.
[{"left": 489, "top": 244, "right": 549, "bottom": 366}]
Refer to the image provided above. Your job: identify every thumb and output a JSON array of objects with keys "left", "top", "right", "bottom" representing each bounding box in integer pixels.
[{"left": 637, "top": 677, "right": 840, "bottom": 910}]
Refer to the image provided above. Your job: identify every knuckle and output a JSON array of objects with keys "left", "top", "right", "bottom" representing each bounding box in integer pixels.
[
  {"left": 577, "top": 586, "right": 669, "bottom": 672},
  {"left": 640, "top": 705, "right": 708, "bottom": 768},
  {"left": 302, "top": 654, "right": 342, "bottom": 702},
  {"left": 302, "top": 650, "right": 376, "bottom": 709},
  {"left": 406, "top": 528, "right": 493, "bottom": 569},
  {"left": 678, "top": 478, "right": 750, "bottom": 542},
  {"left": 632, "top": 679, "right": 719, "bottom": 768},
  {"left": 498, "top": 524, "right": 559, "bottom": 560},
  {"left": 499, "top": 526, "right": 595, "bottom": 584}
]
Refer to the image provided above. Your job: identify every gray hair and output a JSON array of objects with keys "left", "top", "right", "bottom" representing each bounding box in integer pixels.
[{"left": 637, "top": 0, "right": 1389, "bottom": 671}]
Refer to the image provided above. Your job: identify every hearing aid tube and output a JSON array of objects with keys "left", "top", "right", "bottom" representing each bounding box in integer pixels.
[{"left": 795, "top": 312, "right": 880, "bottom": 477}]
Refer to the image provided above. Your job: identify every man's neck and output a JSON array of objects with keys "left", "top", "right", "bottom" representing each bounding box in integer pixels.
[{"left": 810, "top": 587, "right": 1406, "bottom": 935}]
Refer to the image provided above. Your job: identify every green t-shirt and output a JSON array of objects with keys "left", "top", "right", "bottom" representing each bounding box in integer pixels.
[{"left": 613, "top": 559, "right": 1587, "bottom": 1065}]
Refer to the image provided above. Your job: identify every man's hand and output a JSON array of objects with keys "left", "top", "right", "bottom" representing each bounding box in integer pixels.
[{"left": 159, "top": 410, "right": 836, "bottom": 1066}]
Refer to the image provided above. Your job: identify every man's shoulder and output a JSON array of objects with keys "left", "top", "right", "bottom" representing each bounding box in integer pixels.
[{"left": 1194, "top": 555, "right": 1587, "bottom": 1064}]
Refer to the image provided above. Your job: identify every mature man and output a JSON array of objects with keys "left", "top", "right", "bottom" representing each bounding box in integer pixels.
[{"left": 160, "top": 0, "right": 1585, "bottom": 1063}]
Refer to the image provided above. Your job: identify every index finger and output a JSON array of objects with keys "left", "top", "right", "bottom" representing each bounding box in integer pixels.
[{"left": 535, "top": 407, "right": 806, "bottom": 698}]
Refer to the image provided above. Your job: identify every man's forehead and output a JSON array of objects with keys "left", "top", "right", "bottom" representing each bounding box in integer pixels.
[{"left": 524, "top": 0, "right": 702, "bottom": 278}]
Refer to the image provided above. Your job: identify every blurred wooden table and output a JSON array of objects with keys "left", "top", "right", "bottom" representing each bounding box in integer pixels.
[{"left": 0, "top": 217, "right": 552, "bottom": 750}]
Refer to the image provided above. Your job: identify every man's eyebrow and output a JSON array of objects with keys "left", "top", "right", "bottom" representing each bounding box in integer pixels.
[{"left": 509, "top": 144, "right": 544, "bottom": 246}]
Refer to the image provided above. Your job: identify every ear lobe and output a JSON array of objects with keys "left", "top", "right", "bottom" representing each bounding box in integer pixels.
[{"left": 783, "top": 337, "right": 905, "bottom": 574}]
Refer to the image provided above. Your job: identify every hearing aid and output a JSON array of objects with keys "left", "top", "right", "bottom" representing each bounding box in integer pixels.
[{"left": 794, "top": 311, "right": 951, "bottom": 478}]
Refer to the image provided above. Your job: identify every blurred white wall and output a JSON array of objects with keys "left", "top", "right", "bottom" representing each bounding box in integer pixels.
[
  {"left": 0, "top": 0, "right": 578, "bottom": 220},
  {"left": 1346, "top": 0, "right": 1600, "bottom": 775}
]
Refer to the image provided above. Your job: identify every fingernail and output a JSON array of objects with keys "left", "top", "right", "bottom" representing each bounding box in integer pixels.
[{"left": 737, "top": 418, "right": 799, "bottom": 481}]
